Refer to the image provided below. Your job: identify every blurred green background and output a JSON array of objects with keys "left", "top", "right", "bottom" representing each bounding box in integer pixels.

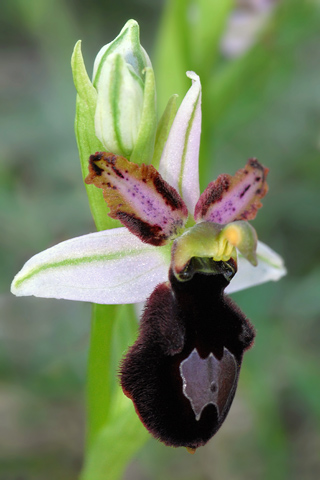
[{"left": 1, "top": 0, "right": 320, "bottom": 479}]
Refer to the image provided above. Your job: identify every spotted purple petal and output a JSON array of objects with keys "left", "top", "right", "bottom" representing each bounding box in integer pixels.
[
  {"left": 85, "top": 152, "right": 188, "bottom": 246},
  {"left": 194, "top": 159, "right": 269, "bottom": 224}
]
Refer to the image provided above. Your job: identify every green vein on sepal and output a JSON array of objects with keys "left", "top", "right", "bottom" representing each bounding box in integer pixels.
[
  {"left": 256, "top": 253, "right": 285, "bottom": 270},
  {"left": 13, "top": 250, "right": 153, "bottom": 290},
  {"left": 110, "top": 55, "right": 128, "bottom": 156},
  {"left": 237, "top": 252, "right": 282, "bottom": 270},
  {"left": 93, "top": 29, "right": 128, "bottom": 87}
]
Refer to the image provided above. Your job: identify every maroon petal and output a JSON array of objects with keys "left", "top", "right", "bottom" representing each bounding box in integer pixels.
[
  {"left": 85, "top": 152, "right": 188, "bottom": 246},
  {"left": 194, "top": 159, "right": 269, "bottom": 224},
  {"left": 120, "top": 266, "right": 255, "bottom": 449}
]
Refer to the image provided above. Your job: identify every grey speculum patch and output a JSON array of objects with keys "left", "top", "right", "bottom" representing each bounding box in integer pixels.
[{"left": 179, "top": 347, "right": 237, "bottom": 421}]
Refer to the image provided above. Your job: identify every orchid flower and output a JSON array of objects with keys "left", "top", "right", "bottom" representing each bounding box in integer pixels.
[
  {"left": 11, "top": 46, "right": 286, "bottom": 449},
  {"left": 11, "top": 72, "right": 284, "bottom": 306}
]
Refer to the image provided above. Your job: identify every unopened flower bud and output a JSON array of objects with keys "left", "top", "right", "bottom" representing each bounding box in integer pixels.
[{"left": 93, "top": 19, "right": 157, "bottom": 162}]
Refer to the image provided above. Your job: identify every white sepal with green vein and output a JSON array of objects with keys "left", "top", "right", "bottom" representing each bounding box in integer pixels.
[
  {"left": 11, "top": 231, "right": 285, "bottom": 304},
  {"left": 11, "top": 228, "right": 171, "bottom": 305}
]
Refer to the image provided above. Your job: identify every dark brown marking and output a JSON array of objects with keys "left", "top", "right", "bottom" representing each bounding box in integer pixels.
[
  {"left": 248, "top": 158, "right": 261, "bottom": 169},
  {"left": 89, "top": 160, "right": 103, "bottom": 176},
  {"left": 197, "top": 175, "right": 231, "bottom": 218},
  {"left": 239, "top": 185, "right": 250, "bottom": 198},
  {"left": 105, "top": 154, "right": 117, "bottom": 165},
  {"left": 92, "top": 152, "right": 103, "bottom": 161},
  {"left": 248, "top": 158, "right": 268, "bottom": 181},
  {"left": 115, "top": 211, "right": 165, "bottom": 246},
  {"left": 111, "top": 165, "right": 125, "bottom": 178},
  {"left": 153, "top": 174, "right": 185, "bottom": 211}
]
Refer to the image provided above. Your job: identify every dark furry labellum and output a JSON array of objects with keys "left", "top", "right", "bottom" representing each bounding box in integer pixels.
[{"left": 120, "top": 263, "right": 255, "bottom": 450}]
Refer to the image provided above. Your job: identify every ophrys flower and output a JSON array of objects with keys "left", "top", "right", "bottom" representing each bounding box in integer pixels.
[{"left": 11, "top": 70, "right": 285, "bottom": 450}]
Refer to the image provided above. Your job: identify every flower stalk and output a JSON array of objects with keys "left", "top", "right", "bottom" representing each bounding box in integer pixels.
[{"left": 86, "top": 304, "right": 118, "bottom": 449}]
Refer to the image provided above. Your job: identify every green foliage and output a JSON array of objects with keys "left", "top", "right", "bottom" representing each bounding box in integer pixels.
[{"left": 154, "top": 0, "right": 234, "bottom": 112}]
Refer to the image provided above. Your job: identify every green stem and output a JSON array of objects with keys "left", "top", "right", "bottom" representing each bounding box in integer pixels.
[{"left": 86, "top": 303, "right": 118, "bottom": 450}]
